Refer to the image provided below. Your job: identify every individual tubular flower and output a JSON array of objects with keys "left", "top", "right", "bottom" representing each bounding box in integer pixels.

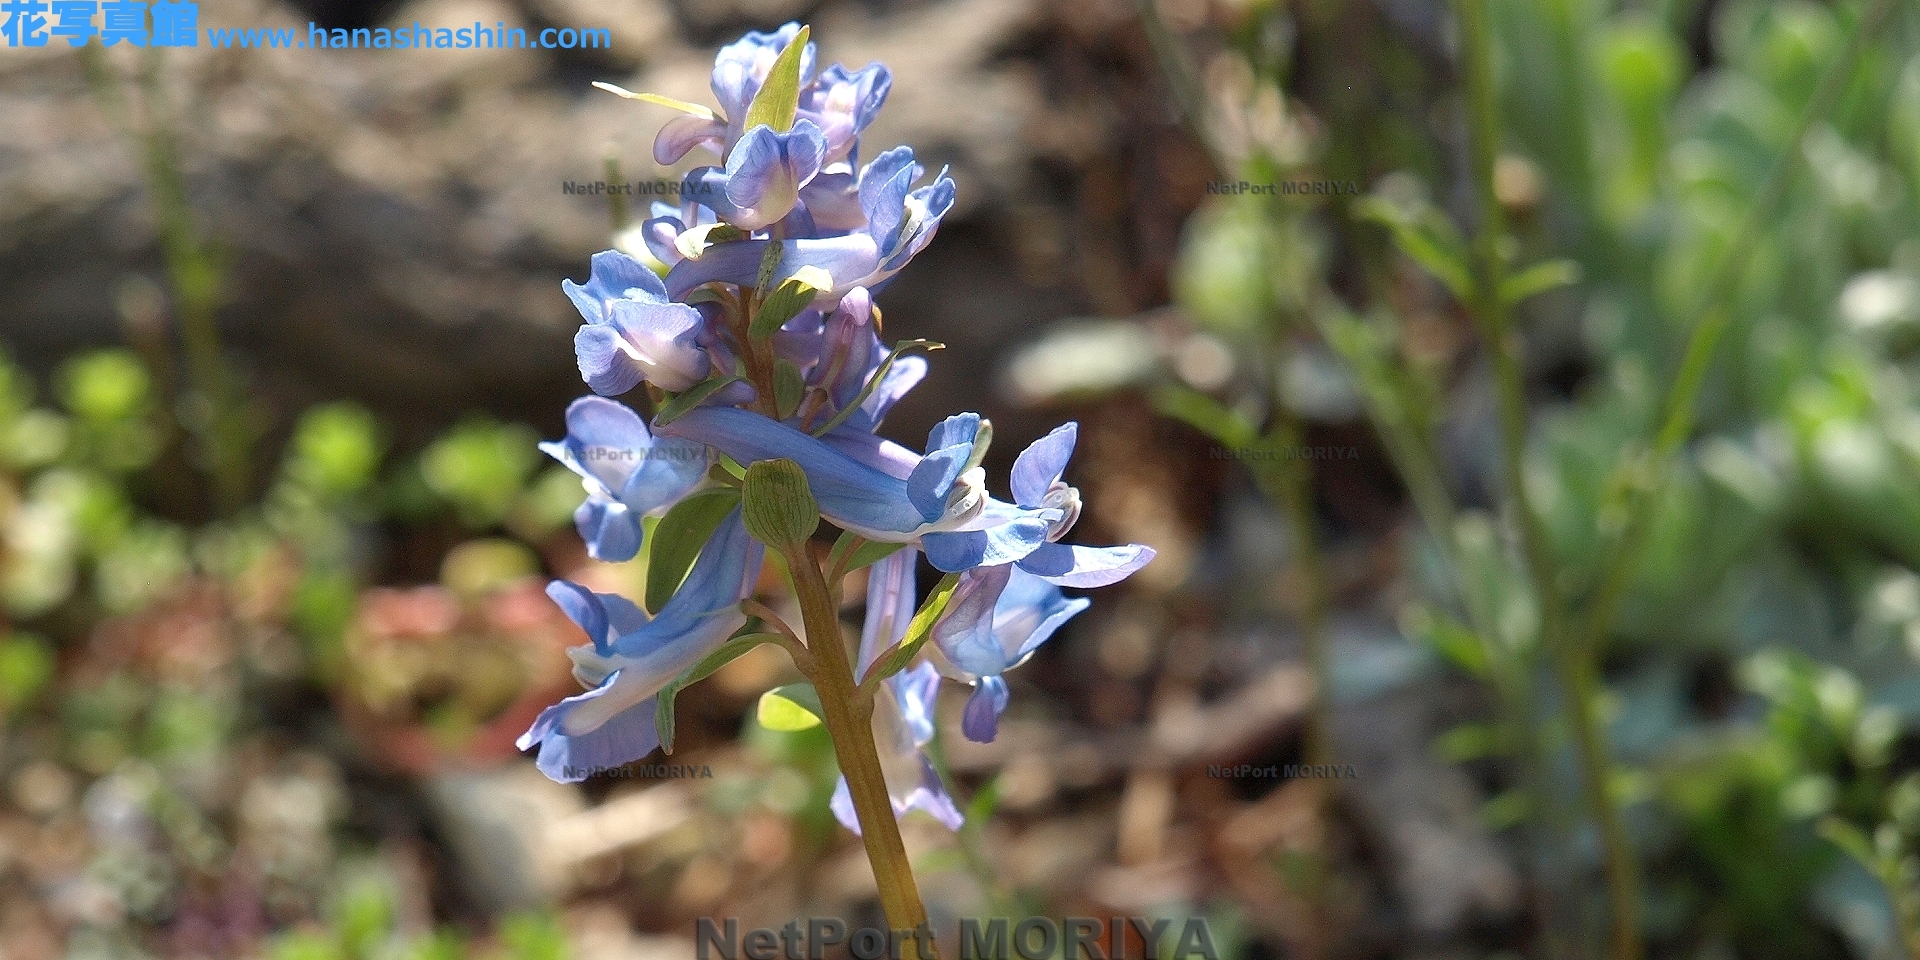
[
  {"left": 658, "top": 407, "right": 1058, "bottom": 571},
  {"left": 653, "top": 23, "right": 817, "bottom": 165},
  {"left": 929, "top": 563, "right": 1090, "bottom": 743},
  {"left": 831, "top": 548, "right": 963, "bottom": 833},
  {"left": 565, "top": 250, "right": 712, "bottom": 393},
  {"left": 1002, "top": 423, "right": 1156, "bottom": 587},
  {"left": 798, "top": 63, "right": 892, "bottom": 164},
  {"left": 517, "top": 510, "right": 765, "bottom": 782},
  {"left": 663, "top": 148, "right": 957, "bottom": 308},
  {"left": 538, "top": 396, "right": 709, "bottom": 562}
]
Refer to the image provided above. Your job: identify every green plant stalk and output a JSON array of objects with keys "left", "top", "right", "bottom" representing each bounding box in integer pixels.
[
  {"left": 83, "top": 46, "right": 248, "bottom": 514},
  {"left": 779, "top": 539, "right": 936, "bottom": 955},
  {"left": 1454, "top": 0, "right": 1641, "bottom": 956},
  {"left": 1573, "top": 0, "right": 1899, "bottom": 662}
]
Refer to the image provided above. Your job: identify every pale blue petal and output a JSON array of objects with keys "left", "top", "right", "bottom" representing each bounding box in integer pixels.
[
  {"left": 546, "top": 580, "right": 612, "bottom": 654},
  {"left": 1016, "top": 542, "right": 1156, "bottom": 588},
  {"left": 659, "top": 407, "right": 927, "bottom": 535},
  {"left": 665, "top": 235, "right": 882, "bottom": 303},
  {"left": 961, "top": 676, "right": 1010, "bottom": 743},
  {"left": 1011, "top": 423, "right": 1077, "bottom": 508},
  {"left": 921, "top": 517, "right": 1053, "bottom": 572},
  {"left": 518, "top": 680, "right": 661, "bottom": 783}
]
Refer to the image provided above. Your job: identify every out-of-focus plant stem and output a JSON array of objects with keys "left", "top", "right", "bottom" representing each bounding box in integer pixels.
[
  {"left": 81, "top": 45, "right": 249, "bottom": 516},
  {"left": 1573, "top": 0, "right": 1900, "bottom": 663},
  {"left": 1453, "top": 1, "right": 1641, "bottom": 957}
]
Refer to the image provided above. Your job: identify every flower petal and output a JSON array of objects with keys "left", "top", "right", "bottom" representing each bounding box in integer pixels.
[
  {"left": 518, "top": 678, "right": 662, "bottom": 782},
  {"left": 961, "top": 675, "right": 1010, "bottom": 743},
  {"left": 659, "top": 407, "right": 929, "bottom": 535},
  {"left": 1016, "top": 542, "right": 1156, "bottom": 588},
  {"left": 921, "top": 516, "right": 1053, "bottom": 572},
  {"left": 1011, "top": 423, "right": 1077, "bottom": 508}
]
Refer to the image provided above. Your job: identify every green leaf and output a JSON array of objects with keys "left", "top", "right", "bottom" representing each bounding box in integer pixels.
[
  {"left": 646, "top": 488, "right": 742, "bottom": 612},
  {"left": 827, "top": 531, "right": 907, "bottom": 579},
  {"left": 0, "top": 632, "right": 54, "bottom": 716},
  {"left": 757, "top": 682, "right": 825, "bottom": 731},
  {"left": 654, "top": 376, "right": 743, "bottom": 426},
  {"left": 1434, "top": 722, "right": 1506, "bottom": 763},
  {"left": 742, "top": 458, "right": 820, "bottom": 547},
  {"left": 1152, "top": 384, "right": 1258, "bottom": 448},
  {"left": 863, "top": 572, "right": 962, "bottom": 685},
  {"left": 749, "top": 266, "right": 834, "bottom": 339},
  {"left": 1355, "top": 196, "right": 1472, "bottom": 300},
  {"left": 656, "top": 630, "right": 782, "bottom": 753},
  {"left": 844, "top": 538, "right": 906, "bottom": 573},
  {"left": 773, "top": 360, "right": 805, "bottom": 420},
  {"left": 743, "top": 25, "right": 811, "bottom": 133},
  {"left": 1402, "top": 605, "right": 1489, "bottom": 677},
  {"left": 1500, "top": 259, "right": 1581, "bottom": 306}
]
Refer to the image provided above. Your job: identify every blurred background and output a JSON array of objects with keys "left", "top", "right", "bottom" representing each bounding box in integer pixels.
[{"left": 4, "top": 0, "right": 1920, "bottom": 957}]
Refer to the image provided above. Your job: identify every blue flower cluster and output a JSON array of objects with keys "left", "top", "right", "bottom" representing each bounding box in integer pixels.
[{"left": 521, "top": 24, "right": 1153, "bottom": 830}]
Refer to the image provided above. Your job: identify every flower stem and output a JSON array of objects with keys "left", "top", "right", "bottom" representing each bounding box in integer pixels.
[
  {"left": 779, "top": 540, "right": 936, "bottom": 955},
  {"left": 1453, "top": 0, "right": 1640, "bottom": 956}
]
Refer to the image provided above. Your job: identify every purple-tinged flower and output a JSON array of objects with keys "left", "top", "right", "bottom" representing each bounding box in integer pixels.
[
  {"left": 831, "top": 548, "right": 963, "bottom": 833},
  {"left": 565, "top": 250, "right": 712, "bottom": 393},
  {"left": 663, "top": 148, "right": 956, "bottom": 308},
  {"left": 798, "top": 63, "right": 891, "bottom": 164},
  {"left": 721, "top": 120, "right": 827, "bottom": 230},
  {"left": 637, "top": 197, "right": 718, "bottom": 270},
  {"left": 653, "top": 23, "right": 817, "bottom": 165},
  {"left": 928, "top": 563, "right": 1090, "bottom": 743},
  {"left": 1004, "top": 423, "right": 1156, "bottom": 587},
  {"left": 519, "top": 510, "right": 765, "bottom": 783},
  {"left": 539, "top": 396, "right": 709, "bottom": 563},
  {"left": 658, "top": 407, "right": 1058, "bottom": 571}
]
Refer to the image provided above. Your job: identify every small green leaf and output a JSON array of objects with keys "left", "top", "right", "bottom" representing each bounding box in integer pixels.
[
  {"left": 646, "top": 488, "right": 742, "bottom": 612},
  {"left": 591, "top": 82, "right": 718, "bottom": 119},
  {"left": 773, "top": 360, "right": 805, "bottom": 420},
  {"left": 1434, "top": 722, "right": 1506, "bottom": 763},
  {"left": 863, "top": 572, "right": 962, "bottom": 685},
  {"left": 742, "top": 458, "right": 820, "bottom": 547},
  {"left": 1500, "top": 259, "right": 1580, "bottom": 305},
  {"left": 827, "top": 531, "right": 906, "bottom": 579},
  {"left": 757, "top": 682, "right": 825, "bottom": 731},
  {"left": 743, "top": 25, "right": 811, "bottom": 133},
  {"left": 654, "top": 376, "right": 743, "bottom": 426},
  {"left": 1402, "top": 605, "right": 1488, "bottom": 677},
  {"left": 1355, "top": 196, "right": 1472, "bottom": 300},
  {"left": 656, "top": 630, "right": 781, "bottom": 753},
  {"left": 1152, "top": 384, "right": 1258, "bottom": 448},
  {"left": 0, "top": 632, "right": 54, "bottom": 716},
  {"left": 750, "top": 266, "right": 834, "bottom": 339}
]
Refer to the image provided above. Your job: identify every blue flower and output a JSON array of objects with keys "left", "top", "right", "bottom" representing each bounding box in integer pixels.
[
  {"left": 657, "top": 407, "right": 1059, "bottom": 571},
  {"left": 518, "top": 510, "right": 765, "bottom": 782},
  {"left": 663, "top": 148, "right": 956, "bottom": 308},
  {"left": 1004, "top": 423, "right": 1156, "bottom": 587},
  {"left": 831, "top": 548, "right": 963, "bottom": 833},
  {"left": 929, "top": 563, "right": 1090, "bottom": 743},
  {"left": 565, "top": 250, "right": 712, "bottom": 393},
  {"left": 539, "top": 396, "right": 709, "bottom": 562},
  {"left": 798, "top": 63, "right": 891, "bottom": 164}
]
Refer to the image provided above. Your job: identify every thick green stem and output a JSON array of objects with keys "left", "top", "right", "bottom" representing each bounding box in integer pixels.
[
  {"left": 780, "top": 541, "right": 936, "bottom": 955},
  {"left": 1453, "top": 1, "right": 1641, "bottom": 956}
]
